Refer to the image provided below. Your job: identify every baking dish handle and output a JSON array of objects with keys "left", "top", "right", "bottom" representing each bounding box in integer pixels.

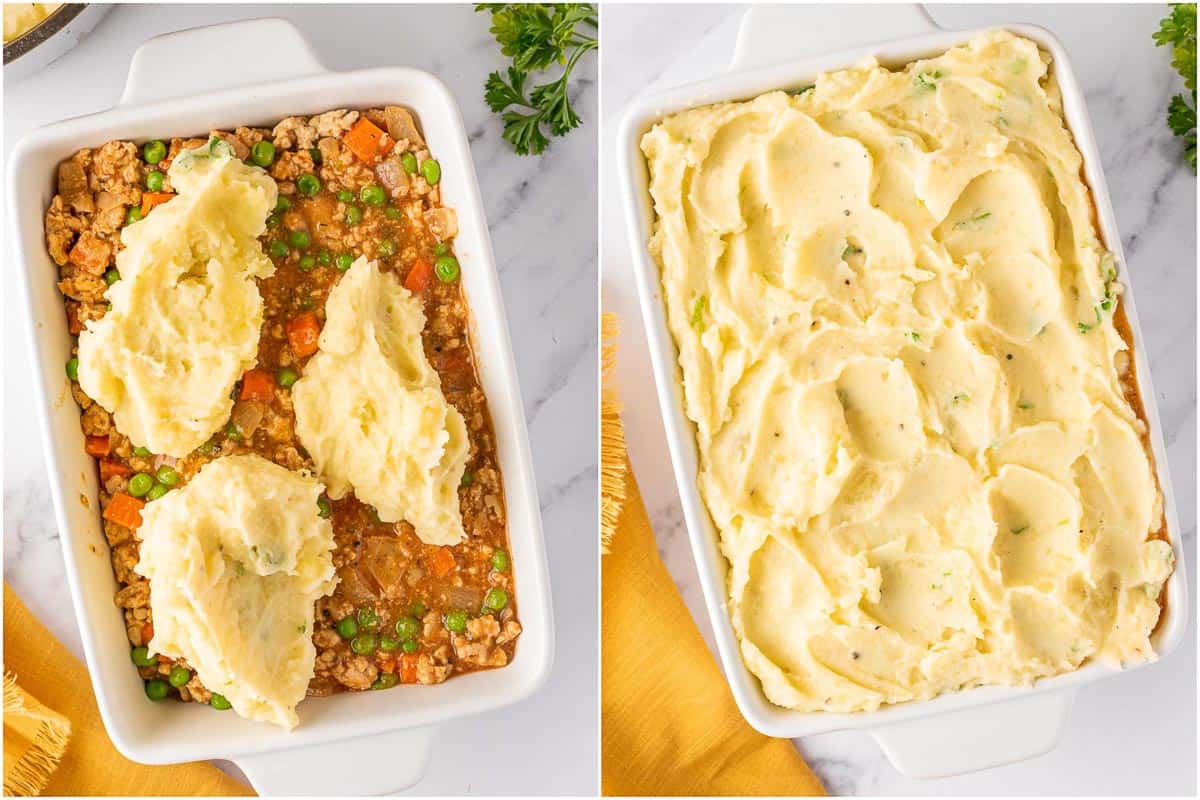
[
  {"left": 868, "top": 689, "right": 1076, "bottom": 779},
  {"left": 731, "top": 4, "right": 939, "bottom": 72},
  {"left": 232, "top": 725, "right": 433, "bottom": 796},
  {"left": 119, "top": 18, "right": 326, "bottom": 107}
]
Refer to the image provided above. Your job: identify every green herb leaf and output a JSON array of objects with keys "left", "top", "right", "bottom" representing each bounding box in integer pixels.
[
  {"left": 914, "top": 70, "right": 943, "bottom": 91},
  {"left": 1155, "top": 4, "right": 1197, "bottom": 172},
  {"left": 691, "top": 295, "right": 708, "bottom": 330},
  {"left": 478, "top": 4, "right": 597, "bottom": 155}
]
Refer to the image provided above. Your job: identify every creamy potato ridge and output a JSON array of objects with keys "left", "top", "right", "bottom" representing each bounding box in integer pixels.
[{"left": 642, "top": 30, "right": 1174, "bottom": 712}]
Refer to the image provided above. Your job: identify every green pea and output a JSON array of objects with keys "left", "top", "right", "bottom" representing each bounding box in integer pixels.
[
  {"left": 379, "top": 634, "right": 401, "bottom": 652},
  {"left": 401, "top": 640, "right": 419, "bottom": 654},
  {"left": 130, "top": 646, "right": 156, "bottom": 666},
  {"left": 168, "top": 665, "right": 192, "bottom": 688},
  {"left": 484, "top": 588, "right": 509, "bottom": 611},
  {"left": 309, "top": 146, "right": 323, "bottom": 165},
  {"left": 385, "top": 206, "right": 402, "bottom": 220},
  {"left": 492, "top": 550, "right": 509, "bottom": 572},
  {"left": 350, "top": 633, "right": 378, "bottom": 655},
  {"left": 357, "top": 607, "right": 380, "bottom": 629},
  {"left": 146, "top": 484, "right": 168, "bottom": 501},
  {"left": 125, "top": 206, "right": 144, "bottom": 226},
  {"left": 372, "top": 673, "right": 399, "bottom": 690},
  {"left": 401, "top": 152, "right": 418, "bottom": 174},
  {"left": 317, "top": 496, "right": 332, "bottom": 519},
  {"left": 317, "top": 250, "right": 332, "bottom": 266},
  {"left": 128, "top": 473, "right": 154, "bottom": 497},
  {"left": 394, "top": 616, "right": 419, "bottom": 641},
  {"left": 288, "top": 229, "right": 311, "bottom": 250},
  {"left": 379, "top": 239, "right": 397, "bottom": 258},
  {"left": 345, "top": 206, "right": 362, "bottom": 225},
  {"left": 265, "top": 213, "right": 280, "bottom": 228},
  {"left": 65, "top": 358, "right": 79, "bottom": 381},
  {"left": 444, "top": 611, "right": 467, "bottom": 633},
  {"left": 336, "top": 189, "right": 354, "bottom": 203},
  {"left": 336, "top": 617, "right": 358, "bottom": 639},
  {"left": 360, "top": 185, "right": 386, "bottom": 206},
  {"left": 269, "top": 240, "right": 290, "bottom": 259},
  {"left": 142, "top": 140, "right": 167, "bottom": 164},
  {"left": 297, "top": 173, "right": 321, "bottom": 196},
  {"left": 224, "top": 421, "right": 241, "bottom": 441},
  {"left": 154, "top": 465, "right": 179, "bottom": 486},
  {"left": 209, "top": 693, "right": 232, "bottom": 710},
  {"left": 104, "top": 268, "right": 120, "bottom": 286},
  {"left": 133, "top": 446, "right": 151, "bottom": 457},
  {"left": 145, "top": 171, "right": 165, "bottom": 191},
  {"left": 460, "top": 471, "right": 474, "bottom": 487},
  {"left": 410, "top": 601, "right": 427, "bottom": 618},
  {"left": 275, "top": 195, "right": 291, "bottom": 213},
  {"left": 251, "top": 140, "right": 276, "bottom": 167},
  {"left": 434, "top": 256, "right": 460, "bottom": 283},
  {"left": 277, "top": 367, "right": 299, "bottom": 388},
  {"left": 421, "top": 159, "right": 441, "bottom": 185},
  {"left": 335, "top": 253, "right": 354, "bottom": 271},
  {"left": 299, "top": 254, "right": 316, "bottom": 271},
  {"left": 433, "top": 242, "right": 449, "bottom": 256},
  {"left": 145, "top": 679, "right": 170, "bottom": 700}
]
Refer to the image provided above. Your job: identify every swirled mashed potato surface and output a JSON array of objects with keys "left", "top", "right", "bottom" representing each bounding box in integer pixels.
[
  {"left": 135, "top": 454, "right": 336, "bottom": 729},
  {"left": 642, "top": 31, "right": 1173, "bottom": 712},
  {"left": 78, "top": 138, "right": 277, "bottom": 457},
  {"left": 293, "top": 257, "right": 469, "bottom": 546},
  {"left": 3, "top": 3, "right": 61, "bottom": 42}
]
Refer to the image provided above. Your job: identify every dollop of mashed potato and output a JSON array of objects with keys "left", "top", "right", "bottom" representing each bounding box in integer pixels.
[
  {"left": 3, "top": 3, "right": 61, "bottom": 43},
  {"left": 293, "top": 257, "right": 469, "bottom": 545},
  {"left": 135, "top": 454, "right": 335, "bottom": 729},
  {"left": 642, "top": 30, "right": 1174, "bottom": 712},
  {"left": 77, "top": 138, "right": 277, "bottom": 457}
]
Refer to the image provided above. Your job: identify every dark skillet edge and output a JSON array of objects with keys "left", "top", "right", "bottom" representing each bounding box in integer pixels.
[{"left": 3, "top": 4, "right": 89, "bottom": 65}]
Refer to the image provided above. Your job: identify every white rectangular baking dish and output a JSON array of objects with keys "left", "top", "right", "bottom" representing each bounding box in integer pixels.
[
  {"left": 6, "top": 18, "right": 554, "bottom": 795},
  {"left": 619, "top": 4, "right": 1189, "bottom": 779}
]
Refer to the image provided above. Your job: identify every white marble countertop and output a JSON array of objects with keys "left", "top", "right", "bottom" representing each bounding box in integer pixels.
[
  {"left": 3, "top": 4, "right": 597, "bottom": 795},
  {"left": 601, "top": 3, "right": 1196, "bottom": 795}
]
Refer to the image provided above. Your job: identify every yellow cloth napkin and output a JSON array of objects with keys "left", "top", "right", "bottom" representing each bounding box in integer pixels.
[
  {"left": 3, "top": 583, "right": 253, "bottom": 796},
  {"left": 600, "top": 314, "right": 824, "bottom": 796}
]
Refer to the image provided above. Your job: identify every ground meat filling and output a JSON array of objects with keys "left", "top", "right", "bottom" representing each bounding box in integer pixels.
[{"left": 46, "top": 107, "right": 519, "bottom": 704}]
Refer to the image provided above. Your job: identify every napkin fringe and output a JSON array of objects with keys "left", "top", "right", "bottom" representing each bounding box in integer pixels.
[
  {"left": 3, "top": 672, "right": 72, "bottom": 797},
  {"left": 600, "top": 312, "right": 627, "bottom": 554}
]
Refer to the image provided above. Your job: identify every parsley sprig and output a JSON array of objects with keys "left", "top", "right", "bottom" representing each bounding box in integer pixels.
[
  {"left": 478, "top": 4, "right": 598, "bottom": 155},
  {"left": 1154, "top": 4, "right": 1197, "bottom": 172}
]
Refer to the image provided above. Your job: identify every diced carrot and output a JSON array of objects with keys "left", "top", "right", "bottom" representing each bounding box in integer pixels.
[
  {"left": 140, "top": 192, "right": 175, "bottom": 215},
  {"left": 398, "top": 654, "right": 419, "bottom": 684},
  {"left": 85, "top": 435, "right": 111, "bottom": 457},
  {"left": 377, "top": 653, "right": 396, "bottom": 674},
  {"left": 428, "top": 546, "right": 456, "bottom": 579},
  {"left": 66, "top": 303, "right": 83, "bottom": 335},
  {"left": 286, "top": 313, "right": 321, "bottom": 358},
  {"left": 68, "top": 233, "right": 112, "bottom": 273},
  {"left": 239, "top": 369, "right": 275, "bottom": 403},
  {"left": 344, "top": 117, "right": 392, "bottom": 163},
  {"left": 141, "top": 621, "right": 154, "bottom": 642},
  {"left": 404, "top": 258, "right": 433, "bottom": 294},
  {"left": 99, "top": 460, "right": 133, "bottom": 481},
  {"left": 103, "top": 492, "right": 145, "bottom": 529}
]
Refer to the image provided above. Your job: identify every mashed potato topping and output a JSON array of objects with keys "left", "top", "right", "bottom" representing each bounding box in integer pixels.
[
  {"left": 293, "top": 257, "right": 469, "bottom": 546},
  {"left": 136, "top": 454, "right": 335, "bottom": 729},
  {"left": 78, "top": 138, "right": 277, "bottom": 457},
  {"left": 642, "top": 30, "right": 1173, "bottom": 712}
]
